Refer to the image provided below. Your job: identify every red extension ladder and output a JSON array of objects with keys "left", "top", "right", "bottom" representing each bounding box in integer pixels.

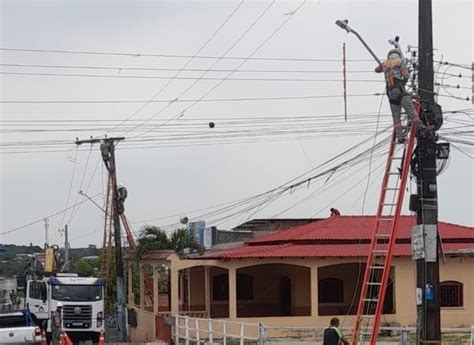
[{"left": 351, "top": 118, "right": 418, "bottom": 344}]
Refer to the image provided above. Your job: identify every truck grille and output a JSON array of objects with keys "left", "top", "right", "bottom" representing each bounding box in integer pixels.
[{"left": 63, "top": 305, "right": 92, "bottom": 328}]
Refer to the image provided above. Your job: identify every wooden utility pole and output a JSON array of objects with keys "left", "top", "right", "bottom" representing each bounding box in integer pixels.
[
  {"left": 413, "top": 0, "right": 442, "bottom": 342},
  {"left": 76, "top": 136, "right": 128, "bottom": 342}
]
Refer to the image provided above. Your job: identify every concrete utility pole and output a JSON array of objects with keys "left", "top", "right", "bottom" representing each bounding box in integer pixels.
[
  {"left": 64, "top": 224, "right": 70, "bottom": 271},
  {"left": 75, "top": 136, "right": 127, "bottom": 342},
  {"left": 44, "top": 218, "right": 49, "bottom": 248},
  {"left": 412, "top": 0, "right": 444, "bottom": 342}
]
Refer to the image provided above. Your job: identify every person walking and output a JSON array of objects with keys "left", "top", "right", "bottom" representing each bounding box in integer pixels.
[
  {"left": 323, "top": 317, "right": 350, "bottom": 345},
  {"left": 375, "top": 48, "right": 428, "bottom": 143}
]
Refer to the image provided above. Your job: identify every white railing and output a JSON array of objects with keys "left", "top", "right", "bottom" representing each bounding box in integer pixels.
[
  {"left": 173, "top": 317, "right": 473, "bottom": 345},
  {"left": 174, "top": 315, "right": 264, "bottom": 345}
]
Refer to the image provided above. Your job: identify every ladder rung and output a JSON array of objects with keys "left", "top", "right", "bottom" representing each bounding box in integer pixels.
[
  {"left": 370, "top": 265, "right": 384, "bottom": 269},
  {"left": 375, "top": 234, "right": 391, "bottom": 237},
  {"left": 363, "top": 298, "right": 378, "bottom": 302},
  {"left": 384, "top": 187, "right": 399, "bottom": 190},
  {"left": 382, "top": 203, "right": 397, "bottom": 206},
  {"left": 362, "top": 314, "right": 376, "bottom": 318},
  {"left": 372, "top": 249, "right": 387, "bottom": 253},
  {"left": 367, "top": 282, "right": 382, "bottom": 286},
  {"left": 388, "top": 172, "right": 400, "bottom": 175}
]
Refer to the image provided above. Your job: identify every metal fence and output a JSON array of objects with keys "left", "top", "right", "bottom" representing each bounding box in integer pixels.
[{"left": 173, "top": 315, "right": 474, "bottom": 345}]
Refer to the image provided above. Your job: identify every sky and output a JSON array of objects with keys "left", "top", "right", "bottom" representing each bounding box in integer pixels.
[{"left": 0, "top": 0, "right": 472, "bottom": 248}]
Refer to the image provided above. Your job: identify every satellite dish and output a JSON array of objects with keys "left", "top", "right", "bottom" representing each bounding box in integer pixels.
[{"left": 180, "top": 216, "right": 189, "bottom": 225}]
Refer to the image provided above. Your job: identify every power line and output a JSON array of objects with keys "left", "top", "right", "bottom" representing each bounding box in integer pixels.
[
  {"left": 106, "top": 0, "right": 245, "bottom": 135},
  {"left": 0, "top": 62, "right": 374, "bottom": 74},
  {"left": 1, "top": 193, "right": 102, "bottom": 236},
  {"left": 0, "top": 71, "right": 384, "bottom": 83},
  {"left": 0, "top": 47, "right": 372, "bottom": 62},
  {"left": 0, "top": 93, "right": 381, "bottom": 104},
  {"left": 123, "top": 0, "right": 280, "bottom": 137}
]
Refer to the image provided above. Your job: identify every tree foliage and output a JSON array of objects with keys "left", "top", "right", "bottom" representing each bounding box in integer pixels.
[{"left": 134, "top": 226, "right": 200, "bottom": 261}]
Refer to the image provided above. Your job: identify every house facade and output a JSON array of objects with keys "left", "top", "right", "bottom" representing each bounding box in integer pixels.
[{"left": 126, "top": 215, "right": 474, "bottom": 342}]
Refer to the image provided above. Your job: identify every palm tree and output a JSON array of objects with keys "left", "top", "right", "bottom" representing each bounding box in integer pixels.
[{"left": 134, "top": 226, "right": 170, "bottom": 260}]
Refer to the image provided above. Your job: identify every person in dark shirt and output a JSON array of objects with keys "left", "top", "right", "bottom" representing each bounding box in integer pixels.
[
  {"left": 323, "top": 317, "right": 349, "bottom": 345},
  {"left": 330, "top": 208, "right": 341, "bottom": 216}
]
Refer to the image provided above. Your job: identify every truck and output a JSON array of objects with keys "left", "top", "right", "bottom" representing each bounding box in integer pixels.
[
  {"left": 0, "top": 309, "right": 42, "bottom": 344},
  {"left": 26, "top": 274, "right": 104, "bottom": 343}
]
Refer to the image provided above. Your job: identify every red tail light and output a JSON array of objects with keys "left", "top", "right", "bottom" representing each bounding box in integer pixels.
[{"left": 34, "top": 327, "right": 41, "bottom": 339}]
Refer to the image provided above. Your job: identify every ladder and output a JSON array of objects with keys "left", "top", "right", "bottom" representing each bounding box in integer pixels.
[
  {"left": 351, "top": 119, "right": 418, "bottom": 345},
  {"left": 100, "top": 175, "right": 114, "bottom": 280}
]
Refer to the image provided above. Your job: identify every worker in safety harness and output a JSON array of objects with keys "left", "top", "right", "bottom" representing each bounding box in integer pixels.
[{"left": 375, "top": 48, "right": 428, "bottom": 143}]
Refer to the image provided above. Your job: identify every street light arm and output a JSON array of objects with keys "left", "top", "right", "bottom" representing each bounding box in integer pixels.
[
  {"left": 335, "top": 19, "right": 382, "bottom": 65},
  {"left": 78, "top": 190, "right": 108, "bottom": 215}
]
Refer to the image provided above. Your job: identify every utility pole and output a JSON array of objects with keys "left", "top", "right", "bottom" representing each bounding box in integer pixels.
[
  {"left": 75, "top": 136, "right": 127, "bottom": 342},
  {"left": 64, "top": 224, "right": 70, "bottom": 271},
  {"left": 44, "top": 218, "right": 49, "bottom": 248},
  {"left": 412, "top": 0, "right": 444, "bottom": 342}
]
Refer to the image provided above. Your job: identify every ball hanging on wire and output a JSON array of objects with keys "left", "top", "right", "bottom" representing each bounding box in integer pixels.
[{"left": 209, "top": 122, "right": 215, "bottom": 128}]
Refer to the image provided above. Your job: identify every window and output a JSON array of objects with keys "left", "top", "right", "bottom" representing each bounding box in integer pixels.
[
  {"left": 237, "top": 273, "right": 253, "bottom": 300},
  {"left": 318, "top": 278, "right": 344, "bottom": 303},
  {"left": 28, "top": 281, "right": 47, "bottom": 300},
  {"left": 440, "top": 281, "right": 463, "bottom": 307},
  {"left": 212, "top": 274, "right": 229, "bottom": 301}
]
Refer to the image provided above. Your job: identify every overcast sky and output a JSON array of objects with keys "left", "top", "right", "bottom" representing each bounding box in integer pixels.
[{"left": 1, "top": 0, "right": 472, "bottom": 248}]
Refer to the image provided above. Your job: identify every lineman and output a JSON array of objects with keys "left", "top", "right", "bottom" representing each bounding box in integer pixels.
[{"left": 375, "top": 48, "right": 428, "bottom": 143}]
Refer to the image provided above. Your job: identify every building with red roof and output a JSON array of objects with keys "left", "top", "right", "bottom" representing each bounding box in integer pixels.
[{"left": 127, "top": 215, "right": 474, "bottom": 343}]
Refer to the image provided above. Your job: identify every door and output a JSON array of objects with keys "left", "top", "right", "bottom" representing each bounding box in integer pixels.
[
  {"left": 26, "top": 280, "right": 48, "bottom": 321},
  {"left": 280, "top": 277, "right": 291, "bottom": 316}
]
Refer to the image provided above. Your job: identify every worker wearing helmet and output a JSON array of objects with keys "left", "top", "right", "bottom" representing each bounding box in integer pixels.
[
  {"left": 375, "top": 48, "right": 428, "bottom": 143},
  {"left": 51, "top": 303, "right": 63, "bottom": 345}
]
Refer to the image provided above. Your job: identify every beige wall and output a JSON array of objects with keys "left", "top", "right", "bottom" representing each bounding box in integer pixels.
[{"left": 129, "top": 254, "right": 474, "bottom": 342}]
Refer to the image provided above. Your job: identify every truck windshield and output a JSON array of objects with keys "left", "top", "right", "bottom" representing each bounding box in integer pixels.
[{"left": 51, "top": 285, "right": 102, "bottom": 302}]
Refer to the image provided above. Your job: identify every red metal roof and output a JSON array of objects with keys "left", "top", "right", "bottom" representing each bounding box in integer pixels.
[
  {"left": 202, "top": 216, "right": 474, "bottom": 259},
  {"left": 245, "top": 215, "right": 474, "bottom": 244},
  {"left": 203, "top": 243, "right": 474, "bottom": 259}
]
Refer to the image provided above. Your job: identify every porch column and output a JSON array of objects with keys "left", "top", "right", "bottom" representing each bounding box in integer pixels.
[
  {"left": 170, "top": 267, "right": 179, "bottom": 314},
  {"left": 310, "top": 265, "right": 318, "bottom": 317},
  {"left": 127, "top": 263, "right": 133, "bottom": 306},
  {"left": 153, "top": 265, "right": 160, "bottom": 315},
  {"left": 140, "top": 264, "right": 145, "bottom": 309},
  {"left": 204, "top": 266, "right": 210, "bottom": 317},
  {"left": 228, "top": 267, "right": 237, "bottom": 319}
]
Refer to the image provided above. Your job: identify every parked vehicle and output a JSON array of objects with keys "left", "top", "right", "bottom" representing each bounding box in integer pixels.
[
  {"left": 26, "top": 273, "right": 104, "bottom": 343},
  {"left": 0, "top": 308, "right": 42, "bottom": 344}
]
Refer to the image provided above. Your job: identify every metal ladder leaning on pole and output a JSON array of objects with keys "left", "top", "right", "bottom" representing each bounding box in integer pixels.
[
  {"left": 351, "top": 120, "right": 418, "bottom": 344},
  {"left": 335, "top": 20, "right": 418, "bottom": 344}
]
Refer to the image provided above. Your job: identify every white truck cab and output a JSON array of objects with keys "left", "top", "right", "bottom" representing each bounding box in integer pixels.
[{"left": 26, "top": 274, "right": 104, "bottom": 343}]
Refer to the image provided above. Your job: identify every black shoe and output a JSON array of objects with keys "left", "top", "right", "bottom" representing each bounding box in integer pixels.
[{"left": 397, "top": 136, "right": 406, "bottom": 144}]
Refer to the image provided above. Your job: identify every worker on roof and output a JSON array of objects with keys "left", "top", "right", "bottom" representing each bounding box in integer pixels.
[
  {"left": 375, "top": 48, "right": 428, "bottom": 143},
  {"left": 323, "top": 317, "right": 350, "bottom": 345},
  {"left": 330, "top": 208, "right": 341, "bottom": 216}
]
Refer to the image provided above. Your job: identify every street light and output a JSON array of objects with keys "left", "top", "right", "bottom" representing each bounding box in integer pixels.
[{"left": 335, "top": 19, "right": 382, "bottom": 65}]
